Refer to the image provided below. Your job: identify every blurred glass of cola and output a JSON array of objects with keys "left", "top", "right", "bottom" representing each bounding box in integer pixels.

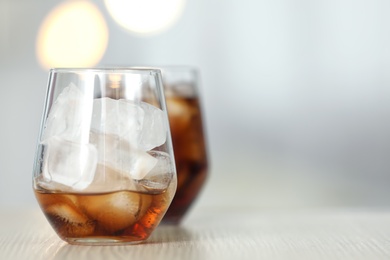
[{"left": 161, "top": 66, "right": 209, "bottom": 224}]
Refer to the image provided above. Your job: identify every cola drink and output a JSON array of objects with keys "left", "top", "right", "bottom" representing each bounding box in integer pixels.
[
  {"left": 34, "top": 185, "right": 174, "bottom": 244},
  {"left": 162, "top": 94, "right": 209, "bottom": 224}
]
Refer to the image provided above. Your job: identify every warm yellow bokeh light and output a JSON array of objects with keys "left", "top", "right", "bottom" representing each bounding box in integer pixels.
[
  {"left": 104, "top": 0, "right": 186, "bottom": 36},
  {"left": 36, "top": 1, "right": 109, "bottom": 69}
]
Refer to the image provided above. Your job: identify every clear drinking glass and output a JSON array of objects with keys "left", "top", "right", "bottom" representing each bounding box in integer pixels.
[
  {"left": 32, "top": 68, "right": 177, "bottom": 245},
  {"left": 159, "top": 66, "right": 209, "bottom": 224}
]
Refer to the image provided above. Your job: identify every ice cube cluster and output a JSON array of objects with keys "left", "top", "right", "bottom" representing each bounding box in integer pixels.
[{"left": 40, "top": 83, "right": 172, "bottom": 191}]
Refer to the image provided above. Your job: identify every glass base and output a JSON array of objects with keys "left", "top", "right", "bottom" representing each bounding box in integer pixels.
[{"left": 64, "top": 237, "right": 146, "bottom": 246}]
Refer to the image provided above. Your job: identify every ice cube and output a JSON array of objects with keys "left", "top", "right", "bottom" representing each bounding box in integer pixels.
[
  {"left": 137, "top": 151, "right": 175, "bottom": 192},
  {"left": 45, "top": 199, "right": 95, "bottom": 236},
  {"left": 91, "top": 98, "right": 142, "bottom": 146},
  {"left": 79, "top": 191, "right": 150, "bottom": 232},
  {"left": 91, "top": 98, "right": 167, "bottom": 151},
  {"left": 42, "top": 83, "right": 93, "bottom": 144},
  {"left": 128, "top": 149, "right": 159, "bottom": 180},
  {"left": 138, "top": 102, "right": 167, "bottom": 151},
  {"left": 89, "top": 131, "right": 157, "bottom": 181},
  {"left": 37, "top": 191, "right": 79, "bottom": 208},
  {"left": 166, "top": 97, "right": 193, "bottom": 135},
  {"left": 42, "top": 137, "right": 98, "bottom": 190},
  {"left": 82, "top": 163, "right": 137, "bottom": 192},
  {"left": 180, "top": 126, "right": 206, "bottom": 162}
]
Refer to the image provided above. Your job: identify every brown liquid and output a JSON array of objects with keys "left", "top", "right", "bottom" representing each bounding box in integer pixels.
[
  {"left": 34, "top": 187, "right": 171, "bottom": 245},
  {"left": 163, "top": 96, "right": 208, "bottom": 224}
]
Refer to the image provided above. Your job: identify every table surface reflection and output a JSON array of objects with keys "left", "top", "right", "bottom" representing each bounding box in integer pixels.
[{"left": 1, "top": 206, "right": 390, "bottom": 259}]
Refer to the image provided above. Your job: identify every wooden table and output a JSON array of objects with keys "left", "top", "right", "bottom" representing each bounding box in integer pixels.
[{"left": 1, "top": 207, "right": 390, "bottom": 259}]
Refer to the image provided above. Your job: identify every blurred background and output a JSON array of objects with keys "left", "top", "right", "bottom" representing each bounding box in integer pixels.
[{"left": 1, "top": 0, "right": 390, "bottom": 210}]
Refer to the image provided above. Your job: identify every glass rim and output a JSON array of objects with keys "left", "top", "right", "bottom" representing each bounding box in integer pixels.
[{"left": 49, "top": 67, "right": 162, "bottom": 74}]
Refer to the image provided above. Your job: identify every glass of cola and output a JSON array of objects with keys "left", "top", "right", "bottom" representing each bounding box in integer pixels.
[
  {"left": 32, "top": 68, "right": 177, "bottom": 245},
  {"left": 160, "top": 66, "right": 209, "bottom": 224}
]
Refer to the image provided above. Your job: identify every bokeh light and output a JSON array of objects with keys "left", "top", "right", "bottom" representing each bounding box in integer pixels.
[
  {"left": 104, "top": 0, "right": 186, "bottom": 36},
  {"left": 36, "top": 0, "right": 109, "bottom": 69}
]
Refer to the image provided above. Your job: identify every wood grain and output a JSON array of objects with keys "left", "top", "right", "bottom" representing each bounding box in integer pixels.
[{"left": 1, "top": 208, "right": 390, "bottom": 259}]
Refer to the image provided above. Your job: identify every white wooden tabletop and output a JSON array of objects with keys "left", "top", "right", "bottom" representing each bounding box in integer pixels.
[{"left": 1, "top": 206, "right": 390, "bottom": 260}]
